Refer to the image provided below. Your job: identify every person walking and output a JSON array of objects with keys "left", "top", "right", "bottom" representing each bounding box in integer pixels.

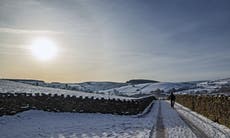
[{"left": 169, "top": 92, "right": 176, "bottom": 108}]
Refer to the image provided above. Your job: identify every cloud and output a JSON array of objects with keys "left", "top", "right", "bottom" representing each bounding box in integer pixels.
[{"left": 0, "top": 27, "right": 62, "bottom": 34}]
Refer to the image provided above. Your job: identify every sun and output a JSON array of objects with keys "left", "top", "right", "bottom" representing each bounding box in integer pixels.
[{"left": 31, "top": 37, "right": 58, "bottom": 61}]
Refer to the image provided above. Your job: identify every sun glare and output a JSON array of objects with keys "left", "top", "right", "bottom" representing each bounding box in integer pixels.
[{"left": 31, "top": 37, "right": 58, "bottom": 61}]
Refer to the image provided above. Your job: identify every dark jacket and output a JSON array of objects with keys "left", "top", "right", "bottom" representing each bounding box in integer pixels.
[{"left": 170, "top": 93, "right": 176, "bottom": 101}]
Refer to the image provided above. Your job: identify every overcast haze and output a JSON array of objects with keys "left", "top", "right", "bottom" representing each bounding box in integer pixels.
[{"left": 0, "top": 0, "right": 230, "bottom": 82}]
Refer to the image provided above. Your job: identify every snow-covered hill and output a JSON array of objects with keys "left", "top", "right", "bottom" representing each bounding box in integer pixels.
[
  {"left": 0, "top": 80, "right": 134, "bottom": 100},
  {"left": 100, "top": 82, "right": 196, "bottom": 96},
  {"left": 3, "top": 79, "right": 127, "bottom": 93},
  {"left": 3, "top": 77, "right": 230, "bottom": 97},
  {"left": 177, "top": 78, "right": 230, "bottom": 95},
  {"left": 100, "top": 78, "right": 230, "bottom": 96},
  {"left": 67, "top": 81, "right": 127, "bottom": 92}
]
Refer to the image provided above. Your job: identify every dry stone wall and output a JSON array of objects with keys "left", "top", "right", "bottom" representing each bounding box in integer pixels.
[
  {"left": 0, "top": 93, "right": 156, "bottom": 116},
  {"left": 176, "top": 95, "right": 230, "bottom": 128}
]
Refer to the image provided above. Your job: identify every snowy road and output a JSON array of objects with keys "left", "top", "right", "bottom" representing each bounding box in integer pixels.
[{"left": 150, "top": 100, "right": 230, "bottom": 138}]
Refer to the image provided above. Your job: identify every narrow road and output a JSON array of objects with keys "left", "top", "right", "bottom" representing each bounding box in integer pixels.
[
  {"left": 149, "top": 100, "right": 230, "bottom": 138},
  {"left": 159, "top": 100, "right": 196, "bottom": 138}
]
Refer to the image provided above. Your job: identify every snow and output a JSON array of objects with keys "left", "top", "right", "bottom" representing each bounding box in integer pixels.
[
  {"left": 6, "top": 79, "right": 127, "bottom": 92},
  {"left": 0, "top": 80, "right": 134, "bottom": 100},
  {"left": 0, "top": 100, "right": 229, "bottom": 138},
  {"left": 67, "top": 81, "right": 127, "bottom": 92},
  {"left": 0, "top": 103, "right": 157, "bottom": 138},
  {"left": 181, "top": 78, "right": 230, "bottom": 95}
]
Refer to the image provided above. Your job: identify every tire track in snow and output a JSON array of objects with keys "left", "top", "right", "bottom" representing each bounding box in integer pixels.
[
  {"left": 149, "top": 101, "right": 158, "bottom": 138},
  {"left": 151, "top": 100, "right": 165, "bottom": 138}
]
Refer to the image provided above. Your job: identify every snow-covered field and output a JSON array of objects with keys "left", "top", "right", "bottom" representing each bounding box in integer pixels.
[
  {"left": 4, "top": 79, "right": 127, "bottom": 93},
  {"left": 0, "top": 80, "right": 134, "bottom": 100},
  {"left": 0, "top": 103, "right": 156, "bottom": 138}
]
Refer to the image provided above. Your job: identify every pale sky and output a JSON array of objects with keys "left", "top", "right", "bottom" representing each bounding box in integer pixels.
[{"left": 0, "top": 0, "right": 230, "bottom": 82}]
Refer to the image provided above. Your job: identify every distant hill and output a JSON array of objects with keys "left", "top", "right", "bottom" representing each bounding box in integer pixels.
[
  {"left": 126, "top": 79, "right": 159, "bottom": 84},
  {"left": 3, "top": 79, "right": 44, "bottom": 83},
  {"left": 2, "top": 79, "right": 45, "bottom": 85},
  {"left": 67, "top": 81, "right": 127, "bottom": 92},
  {"left": 2, "top": 79, "right": 127, "bottom": 92}
]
